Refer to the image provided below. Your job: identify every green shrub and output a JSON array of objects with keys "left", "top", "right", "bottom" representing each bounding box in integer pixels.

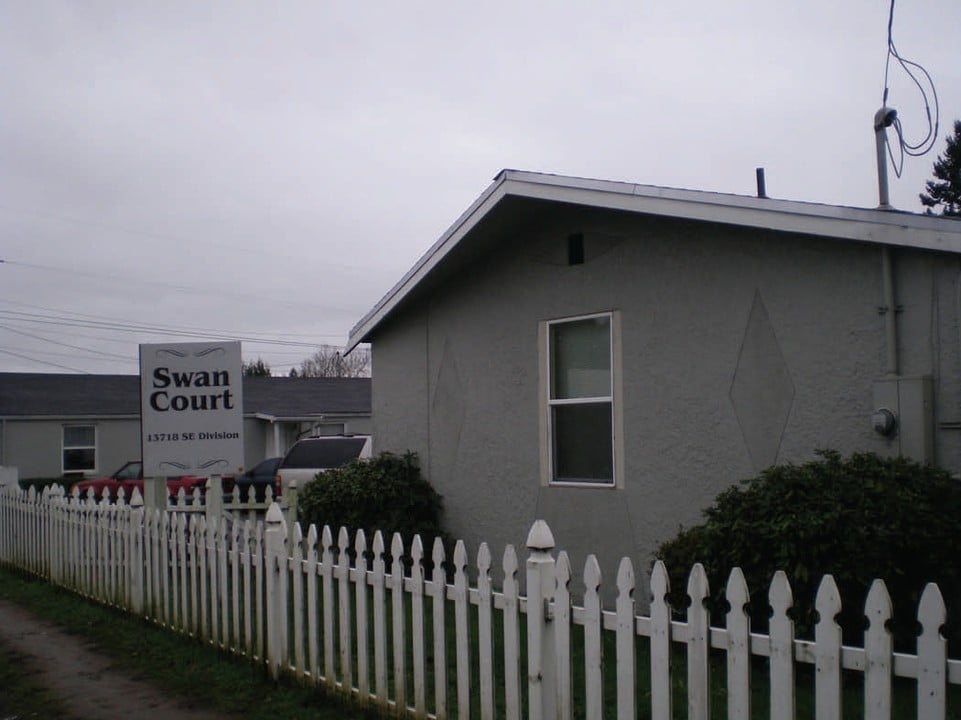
[
  {"left": 654, "top": 450, "right": 961, "bottom": 653},
  {"left": 297, "top": 451, "right": 449, "bottom": 559}
]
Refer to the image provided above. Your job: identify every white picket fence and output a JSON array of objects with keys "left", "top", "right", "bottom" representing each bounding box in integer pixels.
[{"left": 1, "top": 482, "right": 959, "bottom": 719}]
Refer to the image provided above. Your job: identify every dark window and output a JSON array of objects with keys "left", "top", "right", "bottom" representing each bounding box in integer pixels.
[
  {"left": 547, "top": 314, "right": 614, "bottom": 485},
  {"left": 63, "top": 425, "right": 96, "bottom": 473},
  {"left": 281, "top": 437, "right": 368, "bottom": 469}
]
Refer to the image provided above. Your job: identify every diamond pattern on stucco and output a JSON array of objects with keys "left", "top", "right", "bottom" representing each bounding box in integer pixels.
[
  {"left": 730, "top": 291, "right": 795, "bottom": 471},
  {"left": 430, "top": 336, "right": 465, "bottom": 475}
]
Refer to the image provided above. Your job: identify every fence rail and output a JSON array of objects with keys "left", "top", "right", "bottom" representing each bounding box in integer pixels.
[{"left": 1, "top": 482, "right": 958, "bottom": 719}]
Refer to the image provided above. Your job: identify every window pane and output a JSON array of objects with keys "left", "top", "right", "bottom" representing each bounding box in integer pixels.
[
  {"left": 63, "top": 448, "right": 96, "bottom": 472},
  {"left": 552, "top": 402, "right": 613, "bottom": 483},
  {"left": 551, "top": 316, "right": 611, "bottom": 399},
  {"left": 64, "top": 426, "right": 95, "bottom": 448}
]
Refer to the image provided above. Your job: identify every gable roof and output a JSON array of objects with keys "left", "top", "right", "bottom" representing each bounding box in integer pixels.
[
  {"left": 348, "top": 169, "right": 961, "bottom": 350},
  {"left": 0, "top": 373, "right": 371, "bottom": 419}
]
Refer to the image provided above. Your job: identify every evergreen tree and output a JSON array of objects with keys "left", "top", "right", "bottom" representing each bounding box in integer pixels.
[
  {"left": 242, "top": 358, "right": 272, "bottom": 376},
  {"left": 920, "top": 120, "right": 961, "bottom": 217}
]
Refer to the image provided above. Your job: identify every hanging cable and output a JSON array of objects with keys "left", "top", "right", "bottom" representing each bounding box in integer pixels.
[{"left": 880, "top": 0, "right": 939, "bottom": 178}]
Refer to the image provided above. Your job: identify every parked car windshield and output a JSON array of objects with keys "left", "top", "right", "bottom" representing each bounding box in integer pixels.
[{"left": 281, "top": 437, "right": 368, "bottom": 469}]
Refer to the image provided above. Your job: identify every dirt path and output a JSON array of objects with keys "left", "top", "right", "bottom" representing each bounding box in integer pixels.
[{"left": 0, "top": 597, "right": 235, "bottom": 720}]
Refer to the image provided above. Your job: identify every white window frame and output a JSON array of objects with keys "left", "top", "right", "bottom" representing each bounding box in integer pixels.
[
  {"left": 62, "top": 424, "right": 97, "bottom": 474},
  {"left": 539, "top": 310, "right": 623, "bottom": 488}
]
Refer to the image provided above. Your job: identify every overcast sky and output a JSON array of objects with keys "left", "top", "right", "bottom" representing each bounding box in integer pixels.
[{"left": 2, "top": 1, "right": 959, "bottom": 376}]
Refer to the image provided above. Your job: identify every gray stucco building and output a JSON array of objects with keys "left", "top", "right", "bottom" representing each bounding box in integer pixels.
[
  {"left": 348, "top": 169, "right": 961, "bottom": 591},
  {"left": 0, "top": 373, "right": 371, "bottom": 479}
]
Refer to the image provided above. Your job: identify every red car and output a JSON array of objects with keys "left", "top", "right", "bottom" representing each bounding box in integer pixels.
[{"left": 69, "top": 461, "right": 221, "bottom": 502}]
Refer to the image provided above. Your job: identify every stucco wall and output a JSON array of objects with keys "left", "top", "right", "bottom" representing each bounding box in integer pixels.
[
  {"left": 1, "top": 416, "right": 366, "bottom": 479},
  {"left": 370, "top": 208, "right": 961, "bottom": 599},
  {"left": 3, "top": 418, "right": 142, "bottom": 478}
]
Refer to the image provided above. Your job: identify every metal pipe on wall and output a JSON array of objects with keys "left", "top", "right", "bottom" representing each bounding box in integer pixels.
[{"left": 882, "top": 246, "right": 899, "bottom": 376}]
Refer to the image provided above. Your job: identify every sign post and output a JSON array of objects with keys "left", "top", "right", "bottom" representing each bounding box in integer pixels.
[{"left": 139, "top": 341, "right": 245, "bottom": 512}]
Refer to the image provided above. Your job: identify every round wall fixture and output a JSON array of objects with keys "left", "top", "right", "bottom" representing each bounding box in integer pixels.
[{"left": 872, "top": 408, "right": 897, "bottom": 437}]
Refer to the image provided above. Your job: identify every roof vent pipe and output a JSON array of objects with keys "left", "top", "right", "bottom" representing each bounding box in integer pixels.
[
  {"left": 756, "top": 168, "right": 767, "bottom": 198},
  {"left": 874, "top": 107, "right": 898, "bottom": 210}
]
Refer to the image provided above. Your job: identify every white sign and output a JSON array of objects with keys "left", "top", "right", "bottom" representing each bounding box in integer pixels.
[{"left": 140, "top": 341, "right": 245, "bottom": 477}]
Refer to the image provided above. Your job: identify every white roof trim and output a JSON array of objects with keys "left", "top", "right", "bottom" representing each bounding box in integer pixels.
[{"left": 348, "top": 169, "right": 961, "bottom": 349}]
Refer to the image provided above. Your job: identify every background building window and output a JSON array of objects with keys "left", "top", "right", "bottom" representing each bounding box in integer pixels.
[
  {"left": 62, "top": 425, "right": 96, "bottom": 473},
  {"left": 548, "top": 313, "right": 614, "bottom": 484}
]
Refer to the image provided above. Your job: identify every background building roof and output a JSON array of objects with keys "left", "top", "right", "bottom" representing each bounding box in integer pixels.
[{"left": 0, "top": 373, "right": 371, "bottom": 419}]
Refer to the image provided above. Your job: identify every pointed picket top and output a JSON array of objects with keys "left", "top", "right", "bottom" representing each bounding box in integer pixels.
[
  {"left": 321, "top": 524, "right": 333, "bottom": 552},
  {"left": 687, "top": 563, "right": 710, "bottom": 605},
  {"left": 338, "top": 526, "right": 350, "bottom": 554},
  {"left": 432, "top": 536, "right": 446, "bottom": 568},
  {"left": 650, "top": 560, "right": 670, "bottom": 605},
  {"left": 726, "top": 567, "right": 750, "bottom": 616},
  {"left": 129, "top": 486, "right": 143, "bottom": 509},
  {"left": 291, "top": 520, "right": 303, "bottom": 547},
  {"left": 411, "top": 534, "right": 424, "bottom": 567},
  {"left": 453, "top": 539, "right": 468, "bottom": 573},
  {"left": 71, "top": 486, "right": 81, "bottom": 502},
  {"left": 503, "top": 544, "right": 518, "bottom": 580},
  {"left": 555, "top": 550, "right": 572, "bottom": 589},
  {"left": 304, "top": 522, "right": 317, "bottom": 550},
  {"left": 176, "top": 487, "right": 187, "bottom": 505},
  {"left": 391, "top": 531, "right": 405, "bottom": 560},
  {"left": 769, "top": 571, "right": 793, "bottom": 616},
  {"left": 919, "top": 582, "right": 947, "bottom": 634},
  {"left": 526, "top": 520, "right": 555, "bottom": 552},
  {"left": 265, "top": 501, "right": 284, "bottom": 526},
  {"left": 265, "top": 484, "right": 275, "bottom": 503},
  {"left": 815, "top": 574, "right": 842, "bottom": 626},
  {"left": 355, "top": 528, "right": 368, "bottom": 559},
  {"left": 27, "top": 485, "right": 36, "bottom": 502},
  {"left": 583, "top": 553, "right": 602, "bottom": 592},
  {"left": 865, "top": 579, "right": 893, "bottom": 634},
  {"left": 617, "top": 556, "right": 636, "bottom": 598},
  {"left": 477, "top": 542, "right": 492, "bottom": 577},
  {"left": 372, "top": 529, "right": 385, "bottom": 559},
  {"left": 117, "top": 486, "right": 127, "bottom": 503}
]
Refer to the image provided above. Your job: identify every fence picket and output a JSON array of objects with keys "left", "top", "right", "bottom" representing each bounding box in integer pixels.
[
  {"left": 814, "top": 574, "right": 843, "bottom": 720},
  {"left": 321, "top": 525, "right": 335, "bottom": 687},
  {"left": 453, "top": 539, "right": 470, "bottom": 720},
  {"left": 725, "top": 567, "right": 751, "bottom": 720},
  {"left": 430, "top": 537, "right": 448, "bottom": 720},
  {"left": 354, "top": 530, "right": 370, "bottom": 704},
  {"left": 502, "top": 545, "right": 521, "bottom": 720},
  {"left": 371, "top": 531, "right": 387, "bottom": 703},
  {"left": 687, "top": 564, "right": 710, "bottom": 720},
  {"left": 649, "top": 561, "right": 672, "bottom": 720},
  {"left": 583, "top": 554, "right": 604, "bottom": 720},
  {"left": 410, "top": 535, "right": 426, "bottom": 717},
  {"left": 768, "top": 571, "right": 795, "bottom": 720},
  {"left": 391, "top": 533, "right": 408, "bottom": 711},
  {"left": 306, "top": 524, "right": 320, "bottom": 682},
  {"left": 864, "top": 579, "right": 892, "bottom": 720},
  {"left": 338, "top": 527, "right": 354, "bottom": 693},
  {"left": 918, "top": 583, "right": 947, "bottom": 719},
  {"left": 555, "top": 551, "right": 573, "bottom": 720},
  {"left": 477, "top": 542, "right": 494, "bottom": 720},
  {"left": 292, "top": 522, "right": 305, "bottom": 677},
  {"left": 616, "top": 557, "right": 637, "bottom": 720}
]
